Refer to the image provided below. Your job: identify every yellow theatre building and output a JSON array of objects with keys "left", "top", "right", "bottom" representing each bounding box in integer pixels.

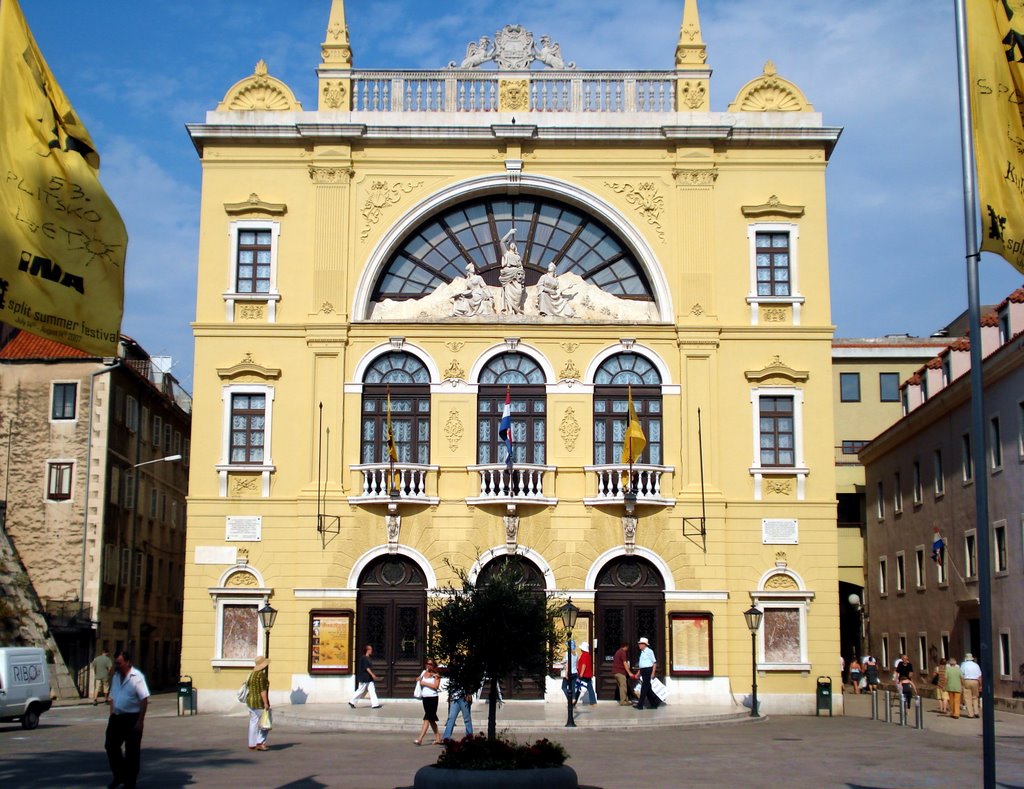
[{"left": 182, "top": 0, "right": 843, "bottom": 714}]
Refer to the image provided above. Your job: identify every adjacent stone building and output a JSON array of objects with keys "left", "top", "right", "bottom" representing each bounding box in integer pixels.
[
  {"left": 182, "top": 0, "right": 844, "bottom": 713},
  {"left": 0, "top": 332, "right": 191, "bottom": 692}
]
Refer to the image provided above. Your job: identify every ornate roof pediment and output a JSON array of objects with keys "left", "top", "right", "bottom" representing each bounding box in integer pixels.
[
  {"left": 217, "top": 60, "right": 302, "bottom": 112},
  {"left": 224, "top": 194, "right": 288, "bottom": 217},
  {"left": 745, "top": 355, "right": 809, "bottom": 384},
  {"left": 727, "top": 61, "right": 813, "bottom": 113},
  {"left": 217, "top": 353, "right": 282, "bottom": 381},
  {"left": 741, "top": 195, "right": 804, "bottom": 219}
]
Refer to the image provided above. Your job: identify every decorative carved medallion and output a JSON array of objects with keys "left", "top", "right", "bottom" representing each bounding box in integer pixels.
[
  {"left": 560, "top": 342, "right": 579, "bottom": 353},
  {"left": 680, "top": 80, "right": 707, "bottom": 110},
  {"left": 321, "top": 80, "right": 348, "bottom": 110},
  {"left": 309, "top": 166, "right": 353, "bottom": 184},
  {"left": 217, "top": 60, "right": 302, "bottom": 112},
  {"left": 239, "top": 304, "right": 265, "bottom": 321},
  {"left": 499, "top": 79, "right": 530, "bottom": 112},
  {"left": 672, "top": 168, "right": 718, "bottom": 186},
  {"left": 622, "top": 515, "right": 638, "bottom": 554},
  {"left": 449, "top": 25, "right": 575, "bottom": 70},
  {"left": 690, "top": 303, "right": 704, "bottom": 316},
  {"left": 765, "top": 479, "right": 793, "bottom": 496},
  {"left": 559, "top": 360, "right": 581, "bottom": 381},
  {"left": 445, "top": 341, "right": 465, "bottom": 352},
  {"left": 559, "top": 408, "right": 581, "bottom": 452},
  {"left": 230, "top": 476, "right": 260, "bottom": 497},
  {"left": 762, "top": 307, "right": 787, "bottom": 323},
  {"left": 386, "top": 512, "right": 401, "bottom": 552},
  {"left": 504, "top": 513, "right": 520, "bottom": 553},
  {"left": 764, "top": 573, "right": 799, "bottom": 591},
  {"left": 444, "top": 359, "right": 466, "bottom": 380},
  {"left": 319, "top": 302, "right": 335, "bottom": 314},
  {"left": 605, "top": 182, "right": 665, "bottom": 241},
  {"left": 445, "top": 410, "right": 464, "bottom": 452},
  {"left": 226, "top": 570, "right": 258, "bottom": 587},
  {"left": 360, "top": 180, "right": 424, "bottom": 240}
]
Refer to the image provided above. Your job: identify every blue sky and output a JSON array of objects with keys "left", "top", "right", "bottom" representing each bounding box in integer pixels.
[{"left": 23, "top": 0, "right": 1023, "bottom": 391}]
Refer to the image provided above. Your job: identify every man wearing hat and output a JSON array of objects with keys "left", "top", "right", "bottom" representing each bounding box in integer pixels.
[
  {"left": 246, "top": 656, "right": 272, "bottom": 751},
  {"left": 576, "top": 642, "right": 596, "bottom": 705},
  {"left": 635, "top": 637, "right": 660, "bottom": 710},
  {"left": 961, "top": 652, "right": 982, "bottom": 718}
]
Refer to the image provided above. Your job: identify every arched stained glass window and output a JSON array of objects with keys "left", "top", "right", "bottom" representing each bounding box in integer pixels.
[
  {"left": 361, "top": 352, "right": 431, "bottom": 464},
  {"left": 478, "top": 353, "right": 546, "bottom": 386},
  {"left": 478, "top": 353, "right": 546, "bottom": 465},
  {"left": 593, "top": 353, "right": 663, "bottom": 465},
  {"left": 371, "top": 195, "right": 654, "bottom": 305}
]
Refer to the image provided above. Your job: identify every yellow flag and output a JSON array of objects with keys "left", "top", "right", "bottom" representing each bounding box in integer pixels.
[
  {"left": 384, "top": 385, "right": 399, "bottom": 491},
  {"left": 619, "top": 385, "right": 646, "bottom": 466},
  {"left": 967, "top": 0, "right": 1024, "bottom": 273},
  {"left": 0, "top": 0, "right": 127, "bottom": 355}
]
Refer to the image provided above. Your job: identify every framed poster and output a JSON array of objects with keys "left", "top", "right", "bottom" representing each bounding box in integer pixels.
[
  {"left": 669, "top": 612, "right": 714, "bottom": 677},
  {"left": 308, "top": 609, "right": 353, "bottom": 675}
]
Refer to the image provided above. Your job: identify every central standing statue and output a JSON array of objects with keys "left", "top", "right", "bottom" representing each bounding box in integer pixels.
[{"left": 498, "top": 229, "right": 525, "bottom": 315}]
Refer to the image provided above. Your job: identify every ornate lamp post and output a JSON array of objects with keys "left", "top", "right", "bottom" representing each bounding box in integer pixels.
[
  {"left": 560, "top": 598, "right": 580, "bottom": 728},
  {"left": 258, "top": 603, "right": 278, "bottom": 659},
  {"left": 743, "top": 605, "right": 763, "bottom": 718}
]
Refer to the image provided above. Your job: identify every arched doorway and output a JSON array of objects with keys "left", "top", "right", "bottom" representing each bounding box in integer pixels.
[
  {"left": 476, "top": 555, "right": 547, "bottom": 700},
  {"left": 594, "top": 556, "right": 665, "bottom": 701},
  {"left": 356, "top": 555, "right": 427, "bottom": 698}
]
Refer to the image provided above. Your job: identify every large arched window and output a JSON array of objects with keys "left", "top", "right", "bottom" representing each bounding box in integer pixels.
[
  {"left": 361, "top": 352, "right": 431, "bottom": 464},
  {"left": 477, "top": 353, "right": 546, "bottom": 465},
  {"left": 371, "top": 195, "right": 654, "bottom": 306},
  {"left": 593, "top": 353, "right": 662, "bottom": 465}
]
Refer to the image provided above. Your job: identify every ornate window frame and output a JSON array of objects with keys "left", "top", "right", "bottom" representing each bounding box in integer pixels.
[
  {"left": 745, "top": 222, "right": 804, "bottom": 325},
  {"left": 750, "top": 565, "right": 813, "bottom": 673},
  {"left": 748, "top": 386, "right": 807, "bottom": 500},
  {"left": 224, "top": 220, "right": 282, "bottom": 322},
  {"left": 216, "top": 384, "right": 276, "bottom": 497},
  {"left": 208, "top": 564, "right": 272, "bottom": 668}
]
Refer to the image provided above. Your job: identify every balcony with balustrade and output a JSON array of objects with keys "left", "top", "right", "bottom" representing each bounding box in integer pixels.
[
  {"left": 465, "top": 464, "right": 557, "bottom": 507},
  {"left": 583, "top": 464, "right": 675, "bottom": 508},
  {"left": 348, "top": 463, "right": 440, "bottom": 505}
]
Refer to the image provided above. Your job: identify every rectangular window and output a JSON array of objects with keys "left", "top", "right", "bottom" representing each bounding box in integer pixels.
[
  {"left": 1000, "top": 631, "right": 1012, "bottom": 677},
  {"left": 235, "top": 229, "right": 272, "bottom": 293},
  {"left": 149, "top": 489, "right": 158, "bottom": 519},
  {"left": 183, "top": 438, "right": 191, "bottom": 468},
  {"left": 962, "top": 433, "right": 973, "bottom": 482},
  {"left": 145, "top": 554, "right": 154, "bottom": 597},
  {"left": 759, "top": 395, "right": 795, "bottom": 467},
  {"left": 126, "top": 396, "right": 139, "bottom": 433},
  {"left": 918, "top": 635, "right": 927, "bottom": 673},
  {"left": 755, "top": 232, "right": 791, "bottom": 296},
  {"left": 133, "top": 550, "right": 143, "bottom": 590},
  {"left": 990, "top": 417, "right": 1003, "bottom": 469},
  {"left": 999, "top": 308, "right": 1011, "bottom": 344},
  {"left": 881, "top": 635, "right": 890, "bottom": 668},
  {"left": 898, "top": 634, "right": 908, "bottom": 658},
  {"left": 912, "top": 461, "right": 922, "bottom": 504},
  {"left": 152, "top": 415, "right": 162, "bottom": 447},
  {"left": 879, "top": 557, "right": 888, "bottom": 596},
  {"left": 160, "top": 493, "right": 168, "bottom": 523},
  {"left": 119, "top": 547, "right": 130, "bottom": 586},
  {"left": 995, "top": 521, "right": 1008, "bottom": 573},
  {"left": 230, "top": 393, "right": 267, "bottom": 464},
  {"left": 941, "top": 633, "right": 950, "bottom": 660},
  {"left": 901, "top": 387, "right": 909, "bottom": 415},
  {"left": 103, "top": 544, "right": 117, "bottom": 584},
  {"left": 141, "top": 407, "right": 149, "bottom": 442},
  {"left": 762, "top": 607, "right": 801, "bottom": 663},
  {"left": 915, "top": 547, "right": 925, "bottom": 589},
  {"left": 839, "top": 372, "right": 861, "bottom": 402},
  {"left": 879, "top": 373, "right": 900, "bottom": 402},
  {"left": 965, "top": 531, "right": 978, "bottom": 578},
  {"left": 933, "top": 450, "right": 945, "bottom": 496},
  {"left": 164, "top": 424, "right": 172, "bottom": 454},
  {"left": 123, "top": 471, "right": 135, "bottom": 510},
  {"left": 171, "top": 500, "right": 179, "bottom": 528},
  {"left": 51, "top": 382, "right": 77, "bottom": 420},
  {"left": 109, "top": 466, "right": 120, "bottom": 505},
  {"left": 841, "top": 440, "right": 869, "bottom": 455},
  {"left": 876, "top": 481, "right": 885, "bottom": 520},
  {"left": 46, "top": 461, "right": 73, "bottom": 501},
  {"left": 893, "top": 472, "right": 903, "bottom": 513},
  {"left": 896, "top": 552, "right": 906, "bottom": 592},
  {"left": 173, "top": 430, "right": 182, "bottom": 456},
  {"left": 941, "top": 356, "right": 952, "bottom": 386}
]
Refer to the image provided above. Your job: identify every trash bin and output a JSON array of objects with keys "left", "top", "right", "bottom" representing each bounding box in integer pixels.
[
  {"left": 816, "top": 676, "right": 832, "bottom": 717},
  {"left": 177, "top": 675, "right": 196, "bottom": 716}
]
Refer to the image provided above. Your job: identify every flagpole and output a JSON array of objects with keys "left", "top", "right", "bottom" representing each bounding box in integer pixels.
[
  {"left": 954, "top": 2, "right": 995, "bottom": 785},
  {"left": 628, "top": 385, "right": 634, "bottom": 493}
]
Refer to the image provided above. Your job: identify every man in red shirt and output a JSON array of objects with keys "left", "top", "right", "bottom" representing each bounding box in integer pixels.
[
  {"left": 576, "top": 642, "right": 597, "bottom": 705},
  {"left": 612, "top": 641, "right": 634, "bottom": 706}
]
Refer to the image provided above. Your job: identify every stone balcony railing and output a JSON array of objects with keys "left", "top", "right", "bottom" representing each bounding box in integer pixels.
[
  {"left": 348, "top": 463, "right": 440, "bottom": 505},
  {"left": 465, "top": 464, "right": 557, "bottom": 506},
  {"left": 350, "top": 70, "right": 679, "bottom": 113},
  {"left": 583, "top": 464, "right": 675, "bottom": 507}
]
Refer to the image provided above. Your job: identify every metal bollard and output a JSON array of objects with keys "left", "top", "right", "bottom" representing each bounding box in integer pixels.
[
  {"left": 871, "top": 688, "right": 878, "bottom": 720},
  {"left": 899, "top": 694, "right": 907, "bottom": 726},
  {"left": 915, "top": 695, "right": 924, "bottom": 730},
  {"left": 883, "top": 690, "right": 891, "bottom": 723}
]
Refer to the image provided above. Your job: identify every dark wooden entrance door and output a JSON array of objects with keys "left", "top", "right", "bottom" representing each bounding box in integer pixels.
[
  {"left": 477, "top": 555, "right": 546, "bottom": 700},
  {"left": 594, "top": 556, "right": 665, "bottom": 701},
  {"left": 356, "top": 556, "right": 427, "bottom": 698}
]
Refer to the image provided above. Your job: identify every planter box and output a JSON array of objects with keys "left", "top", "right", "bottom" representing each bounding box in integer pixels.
[{"left": 413, "top": 764, "right": 578, "bottom": 789}]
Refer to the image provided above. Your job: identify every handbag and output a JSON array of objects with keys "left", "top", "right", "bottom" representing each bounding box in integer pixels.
[
  {"left": 413, "top": 672, "right": 423, "bottom": 699},
  {"left": 259, "top": 708, "right": 273, "bottom": 730},
  {"left": 237, "top": 678, "right": 249, "bottom": 704}
]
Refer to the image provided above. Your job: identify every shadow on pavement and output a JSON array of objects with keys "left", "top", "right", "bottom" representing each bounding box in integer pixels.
[{"left": 277, "top": 778, "right": 329, "bottom": 789}]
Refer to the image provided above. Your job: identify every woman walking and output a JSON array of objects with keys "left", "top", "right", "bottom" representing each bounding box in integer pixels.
[
  {"left": 246, "top": 656, "right": 271, "bottom": 751},
  {"left": 413, "top": 658, "right": 442, "bottom": 746}
]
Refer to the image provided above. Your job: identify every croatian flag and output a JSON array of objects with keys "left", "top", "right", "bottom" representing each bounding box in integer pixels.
[
  {"left": 499, "top": 385, "right": 514, "bottom": 470},
  {"left": 931, "top": 529, "right": 945, "bottom": 565}
]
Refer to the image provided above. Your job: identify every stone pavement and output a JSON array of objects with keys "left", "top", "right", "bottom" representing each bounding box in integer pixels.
[{"left": 6, "top": 690, "right": 1020, "bottom": 787}]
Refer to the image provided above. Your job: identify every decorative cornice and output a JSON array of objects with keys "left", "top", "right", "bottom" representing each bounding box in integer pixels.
[
  {"left": 745, "top": 355, "right": 809, "bottom": 383},
  {"left": 309, "top": 165, "right": 354, "bottom": 184},
  {"left": 224, "top": 193, "right": 287, "bottom": 217},
  {"left": 741, "top": 194, "right": 804, "bottom": 219},
  {"left": 217, "top": 353, "right": 282, "bottom": 380},
  {"left": 672, "top": 168, "right": 718, "bottom": 187}
]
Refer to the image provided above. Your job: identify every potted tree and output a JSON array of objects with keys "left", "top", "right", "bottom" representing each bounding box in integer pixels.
[{"left": 412, "top": 557, "right": 578, "bottom": 789}]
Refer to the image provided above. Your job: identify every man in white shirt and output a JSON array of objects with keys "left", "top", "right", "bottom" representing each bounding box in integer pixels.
[
  {"left": 105, "top": 650, "right": 150, "bottom": 789},
  {"left": 635, "top": 637, "right": 660, "bottom": 710},
  {"left": 961, "top": 652, "right": 982, "bottom": 718}
]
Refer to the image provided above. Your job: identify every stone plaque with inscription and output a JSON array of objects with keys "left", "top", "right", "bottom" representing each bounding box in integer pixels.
[
  {"left": 226, "top": 515, "right": 263, "bottom": 542},
  {"left": 762, "top": 518, "right": 798, "bottom": 545}
]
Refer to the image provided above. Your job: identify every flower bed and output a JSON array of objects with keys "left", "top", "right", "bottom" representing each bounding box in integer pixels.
[{"left": 436, "top": 735, "right": 568, "bottom": 770}]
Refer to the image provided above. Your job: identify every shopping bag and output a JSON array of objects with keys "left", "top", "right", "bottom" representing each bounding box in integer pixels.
[
  {"left": 651, "top": 677, "right": 669, "bottom": 702},
  {"left": 237, "top": 681, "right": 249, "bottom": 704},
  {"left": 259, "top": 708, "right": 273, "bottom": 730},
  {"left": 413, "top": 681, "right": 423, "bottom": 699}
]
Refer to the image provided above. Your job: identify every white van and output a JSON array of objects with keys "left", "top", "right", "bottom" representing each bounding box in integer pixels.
[{"left": 0, "top": 647, "right": 53, "bottom": 729}]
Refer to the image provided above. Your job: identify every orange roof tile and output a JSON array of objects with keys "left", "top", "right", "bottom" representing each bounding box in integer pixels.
[{"left": 0, "top": 331, "right": 92, "bottom": 360}]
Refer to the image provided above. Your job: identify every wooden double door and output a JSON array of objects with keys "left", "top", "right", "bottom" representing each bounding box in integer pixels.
[
  {"left": 356, "top": 556, "right": 427, "bottom": 699},
  {"left": 593, "top": 557, "right": 665, "bottom": 701}
]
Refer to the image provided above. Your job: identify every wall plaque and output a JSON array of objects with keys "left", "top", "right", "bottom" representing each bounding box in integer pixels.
[
  {"left": 226, "top": 516, "right": 263, "bottom": 542},
  {"left": 762, "top": 518, "right": 798, "bottom": 545}
]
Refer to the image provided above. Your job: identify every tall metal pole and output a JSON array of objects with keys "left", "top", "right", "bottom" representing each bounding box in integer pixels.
[
  {"left": 953, "top": 2, "right": 995, "bottom": 785},
  {"left": 750, "top": 629, "right": 759, "bottom": 718},
  {"left": 565, "top": 629, "right": 576, "bottom": 727}
]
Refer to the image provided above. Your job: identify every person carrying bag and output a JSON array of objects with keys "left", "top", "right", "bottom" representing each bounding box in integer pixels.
[{"left": 246, "top": 656, "right": 272, "bottom": 751}]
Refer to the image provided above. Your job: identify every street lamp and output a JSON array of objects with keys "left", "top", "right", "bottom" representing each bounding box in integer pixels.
[
  {"left": 126, "top": 453, "right": 183, "bottom": 656},
  {"left": 259, "top": 603, "right": 278, "bottom": 658},
  {"left": 743, "top": 605, "right": 763, "bottom": 718},
  {"left": 560, "top": 598, "right": 580, "bottom": 728},
  {"left": 848, "top": 593, "right": 865, "bottom": 659}
]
